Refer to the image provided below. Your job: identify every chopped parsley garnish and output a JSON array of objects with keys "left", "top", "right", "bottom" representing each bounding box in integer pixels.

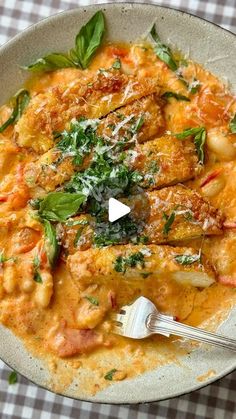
[
  {"left": 163, "top": 211, "right": 176, "bottom": 235},
  {"left": 114, "top": 251, "right": 145, "bottom": 274},
  {"left": 138, "top": 235, "right": 149, "bottom": 244},
  {"left": 0, "top": 89, "right": 30, "bottom": 133},
  {"left": 161, "top": 91, "right": 190, "bottom": 102},
  {"left": 141, "top": 272, "right": 152, "bottom": 278},
  {"left": 56, "top": 118, "right": 99, "bottom": 167},
  {"left": 148, "top": 161, "right": 159, "bottom": 174},
  {"left": 85, "top": 296, "right": 99, "bottom": 306},
  {"left": 23, "top": 11, "right": 105, "bottom": 71},
  {"left": 0, "top": 251, "right": 15, "bottom": 264},
  {"left": 184, "top": 211, "right": 194, "bottom": 222},
  {"left": 8, "top": 371, "right": 18, "bottom": 385},
  {"left": 34, "top": 271, "right": 43, "bottom": 284},
  {"left": 104, "top": 369, "right": 117, "bottom": 381},
  {"left": 65, "top": 138, "right": 143, "bottom": 212},
  {"left": 33, "top": 255, "right": 43, "bottom": 284},
  {"left": 112, "top": 58, "right": 121, "bottom": 69},
  {"left": 174, "top": 253, "right": 201, "bottom": 265},
  {"left": 74, "top": 227, "right": 84, "bottom": 247},
  {"left": 189, "top": 79, "right": 201, "bottom": 94},
  {"left": 38, "top": 192, "right": 86, "bottom": 222},
  {"left": 132, "top": 114, "right": 145, "bottom": 133},
  {"left": 65, "top": 219, "right": 89, "bottom": 227},
  {"left": 150, "top": 25, "right": 177, "bottom": 71},
  {"left": 0, "top": 251, "right": 9, "bottom": 264},
  {"left": 229, "top": 114, "right": 236, "bottom": 133}
]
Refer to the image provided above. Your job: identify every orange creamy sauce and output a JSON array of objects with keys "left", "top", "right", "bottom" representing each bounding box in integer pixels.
[{"left": 0, "top": 42, "right": 236, "bottom": 394}]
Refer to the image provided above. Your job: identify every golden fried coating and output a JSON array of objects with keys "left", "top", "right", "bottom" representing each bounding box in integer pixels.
[{"left": 16, "top": 72, "right": 159, "bottom": 154}]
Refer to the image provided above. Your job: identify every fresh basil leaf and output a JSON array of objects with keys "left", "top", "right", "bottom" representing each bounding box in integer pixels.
[
  {"left": 150, "top": 25, "right": 177, "bottom": 71},
  {"left": 43, "top": 220, "right": 60, "bottom": 267},
  {"left": 175, "top": 254, "right": 201, "bottom": 265},
  {"left": 194, "top": 128, "right": 206, "bottom": 165},
  {"left": 73, "top": 11, "right": 105, "bottom": 69},
  {"left": 85, "top": 295, "right": 99, "bottom": 306},
  {"left": 174, "top": 127, "right": 204, "bottom": 140},
  {"left": 8, "top": 371, "right": 18, "bottom": 385},
  {"left": 229, "top": 114, "right": 236, "bottom": 133},
  {"left": 174, "top": 126, "right": 206, "bottom": 164},
  {"left": 65, "top": 219, "right": 89, "bottom": 227},
  {"left": 104, "top": 369, "right": 117, "bottom": 381},
  {"left": 189, "top": 79, "right": 201, "bottom": 94},
  {"left": 163, "top": 211, "right": 175, "bottom": 235},
  {"left": 0, "top": 89, "right": 30, "bottom": 133},
  {"left": 39, "top": 192, "right": 86, "bottom": 222},
  {"left": 133, "top": 115, "right": 145, "bottom": 133},
  {"left": 23, "top": 53, "right": 76, "bottom": 72},
  {"left": 112, "top": 58, "right": 121, "bottom": 69},
  {"left": 161, "top": 91, "right": 190, "bottom": 102},
  {"left": 0, "top": 251, "right": 8, "bottom": 263}
]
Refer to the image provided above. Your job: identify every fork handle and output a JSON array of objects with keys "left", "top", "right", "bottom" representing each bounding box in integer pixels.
[{"left": 147, "top": 313, "right": 236, "bottom": 352}]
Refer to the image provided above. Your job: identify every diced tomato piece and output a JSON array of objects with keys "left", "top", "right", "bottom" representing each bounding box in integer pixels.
[
  {"left": 218, "top": 275, "right": 236, "bottom": 287},
  {"left": 223, "top": 221, "right": 236, "bottom": 229}
]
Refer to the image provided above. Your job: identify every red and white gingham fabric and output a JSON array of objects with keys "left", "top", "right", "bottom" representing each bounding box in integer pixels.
[{"left": 0, "top": 1, "right": 236, "bottom": 418}]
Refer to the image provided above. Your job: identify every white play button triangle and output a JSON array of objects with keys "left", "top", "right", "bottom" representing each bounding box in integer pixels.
[{"left": 108, "top": 198, "right": 130, "bottom": 222}]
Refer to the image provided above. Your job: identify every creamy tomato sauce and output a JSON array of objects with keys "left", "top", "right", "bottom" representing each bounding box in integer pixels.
[{"left": 0, "top": 36, "right": 236, "bottom": 394}]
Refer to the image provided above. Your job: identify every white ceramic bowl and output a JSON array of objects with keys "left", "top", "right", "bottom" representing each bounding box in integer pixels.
[{"left": 0, "top": 3, "right": 235, "bottom": 404}]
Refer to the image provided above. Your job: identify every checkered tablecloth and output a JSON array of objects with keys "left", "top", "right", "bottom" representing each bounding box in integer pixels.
[{"left": 0, "top": 1, "right": 236, "bottom": 418}]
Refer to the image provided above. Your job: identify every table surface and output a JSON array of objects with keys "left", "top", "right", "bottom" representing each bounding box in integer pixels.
[{"left": 0, "top": 0, "right": 236, "bottom": 418}]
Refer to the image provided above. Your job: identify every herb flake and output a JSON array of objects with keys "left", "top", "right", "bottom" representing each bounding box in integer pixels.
[
  {"left": 85, "top": 296, "right": 99, "bottom": 306},
  {"left": 229, "top": 114, "right": 236, "bottom": 133},
  {"left": 104, "top": 369, "right": 117, "bottom": 381},
  {"left": 163, "top": 211, "right": 176, "bottom": 235},
  {"left": 161, "top": 91, "right": 190, "bottom": 102},
  {"left": 174, "top": 126, "right": 206, "bottom": 164},
  {"left": 112, "top": 58, "right": 121, "bottom": 69},
  {"left": 8, "top": 371, "right": 18, "bottom": 385},
  {"left": 0, "top": 89, "right": 30, "bottom": 133},
  {"left": 174, "top": 253, "right": 201, "bottom": 265}
]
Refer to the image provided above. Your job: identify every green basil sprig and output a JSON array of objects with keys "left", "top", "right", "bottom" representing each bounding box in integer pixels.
[
  {"left": 229, "top": 114, "right": 236, "bottom": 133},
  {"left": 161, "top": 91, "right": 190, "bottom": 102},
  {"left": 22, "top": 54, "right": 76, "bottom": 73},
  {"left": 38, "top": 192, "right": 86, "bottom": 222},
  {"left": 0, "top": 89, "right": 30, "bottom": 133},
  {"left": 23, "top": 11, "right": 105, "bottom": 72},
  {"left": 174, "top": 126, "right": 206, "bottom": 164},
  {"left": 163, "top": 211, "right": 176, "bottom": 235},
  {"left": 43, "top": 220, "right": 60, "bottom": 267},
  {"left": 150, "top": 25, "right": 177, "bottom": 71}
]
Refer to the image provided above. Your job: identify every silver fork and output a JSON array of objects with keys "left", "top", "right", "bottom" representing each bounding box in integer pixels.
[{"left": 111, "top": 296, "right": 236, "bottom": 352}]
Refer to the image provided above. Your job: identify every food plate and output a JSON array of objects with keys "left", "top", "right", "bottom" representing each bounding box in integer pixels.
[{"left": 0, "top": 3, "right": 236, "bottom": 404}]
